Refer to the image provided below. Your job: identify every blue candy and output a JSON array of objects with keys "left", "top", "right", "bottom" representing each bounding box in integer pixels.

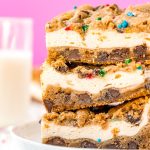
[
  {"left": 127, "top": 12, "right": 134, "bottom": 16},
  {"left": 121, "top": 20, "right": 128, "bottom": 28},
  {"left": 117, "top": 23, "right": 122, "bottom": 29}
]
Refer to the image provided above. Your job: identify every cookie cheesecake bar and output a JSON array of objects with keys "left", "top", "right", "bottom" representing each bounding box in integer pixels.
[
  {"left": 41, "top": 3, "right": 150, "bottom": 149},
  {"left": 46, "top": 4, "right": 150, "bottom": 65},
  {"left": 41, "top": 97, "right": 150, "bottom": 149},
  {"left": 41, "top": 61, "right": 150, "bottom": 112}
]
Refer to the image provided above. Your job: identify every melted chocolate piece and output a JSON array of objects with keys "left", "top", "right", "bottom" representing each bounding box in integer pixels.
[
  {"left": 134, "top": 45, "right": 147, "bottom": 59},
  {"left": 80, "top": 140, "right": 97, "bottom": 148},
  {"left": 101, "top": 88, "right": 120, "bottom": 100},
  {"left": 110, "top": 48, "right": 130, "bottom": 60},
  {"left": 97, "top": 52, "right": 109, "bottom": 61},
  {"left": 78, "top": 93, "right": 92, "bottom": 104},
  {"left": 67, "top": 49, "right": 81, "bottom": 60},
  {"left": 44, "top": 100, "right": 53, "bottom": 112},
  {"left": 47, "top": 137, "right": 65, "bottom": 146},
  {"left": 128, "top": 141, "right": 139, "bottom": 149}
]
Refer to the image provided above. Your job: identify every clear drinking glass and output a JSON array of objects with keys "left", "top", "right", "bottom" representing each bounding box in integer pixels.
[{"left": 0, "top": 18, "right": 33, "bottom": 126}]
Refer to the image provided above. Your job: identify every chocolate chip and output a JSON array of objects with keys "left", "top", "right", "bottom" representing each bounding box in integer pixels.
[
  {"left": 97, "top": 52, "right": 109, "bottom": 62},
  {"left": 47, "top": 137, "right": 65, "bottom": 146},
  {"left": 110, "top": 48, "right": 130, "bottom": 60},
  {"left": 81, "top": 140, "right": 97, "bottom": 148},
  {"left": 67, "top": 49, "right": 81, "bottom": 60},
  {"left": 44, "top": 100, "right": 53, "bottom": 112},
  {"left": 38, "top": 120, "right": 41, "bottom": 124},
  {"left": 78, "top": 93, "right": 92, "bottom": 104},
  {"left": 116, "top": 28, "right": 124, "bottom": 33},
  {"left": 128, "top": 141, "right": 139, "bottom": 149},
  {"left": 101, "top": 88, "right": 120, "bottom": 100},
  {"left": 134, "top": 45, "right": 147, "bottom": 59}
]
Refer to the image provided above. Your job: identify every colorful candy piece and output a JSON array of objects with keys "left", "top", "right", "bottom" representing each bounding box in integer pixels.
[
  {"left": 73, "top": 6, "right": 77, "bottom": 10},
  {"left": 86, "top": 73, "right": 93, "bottom": 79},
  {"left": 121, "top": 20, "right": 129, "bottom": 28},
  {"left": 117, "top": 23, "right": 122, "bottom": 29},
  {"left": 65, "top": 26, "right": 72, "bottom": 31},
  {"left": 82, "top": 25, "right": 89, "bottom": 32},
  {"left": 99, "top": 69, "right": 106, "bottom": 77},
  {"left": 125, "top": 58, "right": 132, "bottom": 64},
  {"left": 137, "top": 66, "right": 142, "bottom": 70},
  {"left": 97, "top": 138, "right": 101, "bottom": 143},
  {"left": 96, "top": 17, "right": 102, "bottom": 21},
  {"left": 127, "top": 12, "right": 135, "bottom": 17},
  {"left": 117, "top": 20, "right": 129, "bottom": 29}
]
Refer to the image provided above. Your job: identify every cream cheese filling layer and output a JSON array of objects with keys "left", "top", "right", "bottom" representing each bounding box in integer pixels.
[
  {"left": 41, "top": 100, "right": 150, "bottom": 142},
  {"left": 41, "top": 63, "right": 145, "bottom": 94},
  {"left": 46, "top": 29, "right": 150, "bottom": 49}
]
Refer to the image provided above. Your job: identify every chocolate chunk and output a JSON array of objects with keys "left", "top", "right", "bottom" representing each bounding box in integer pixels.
[
  {"left": 64, "top": 94, "right": 71, "bottom": 103},
  {"left": 44, "top": 100, "right": 53, "bottom": 112},
  {"left": 78, "top": 93, "right": 92, "bottom": 104},
  {"left": 47, "top": 137, "right": 65, "bottom": 146},
  {"left": 103, "top": 144, "right": 119, "bottom": 149},
  {"left": 145, "top": 82, "right": 150, "bottom": 89},
  {"left": 67, "top": 49, "right": 81, "bottom": 60},
  {"left": 97, "top": 52, "right": 109, "bottom": 61},
  {"left": 128, "top": 141, "right": 139, "bottom": 149},
  {"left": 126, "top": 114, "right": 141, "bottom": 125},
  {"left": 134, "top": 45, "right": 147, "bottom": 59},
  {"left": 101, "top": 88, "right": 120, "bottom": 100},
  {"left": 110, "top": 48, "right": 130, "bottom": 60},
  {"left": 103, "top": 141, "right": 120, "bottom": 149},
  {"left": 81, "top": 140, "right": 97, "bottom": 148},
  {"left": 55, "top": 66, "right": 68, "bottom": 73}
]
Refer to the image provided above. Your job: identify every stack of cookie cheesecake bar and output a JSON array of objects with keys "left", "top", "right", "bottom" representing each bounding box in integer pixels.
[{"left": 41, "top": 3, "right": 150, "bottom": 149}]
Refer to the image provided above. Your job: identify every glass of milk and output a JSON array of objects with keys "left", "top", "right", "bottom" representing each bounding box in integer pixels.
[{"left": 0, "top": 18, "right": 33, "bottom": 126}]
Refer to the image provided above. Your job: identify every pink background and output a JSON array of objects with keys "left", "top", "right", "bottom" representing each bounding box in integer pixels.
[{"left": 0, "top": 0, "right": 149, "bottom": 66}]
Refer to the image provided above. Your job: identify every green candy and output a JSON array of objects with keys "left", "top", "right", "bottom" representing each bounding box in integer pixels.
[
  {"left": 82, "top": 25, "right": 89, "bottom": 32},
  {"left": 99, "top": 69, "right": 106, "bottom": 77},
  {"left": 96, "top": 17, "right": 102, "bottom": 21},
  {"left": 125, "top": 58, "right": 132, "bottom": 64}
]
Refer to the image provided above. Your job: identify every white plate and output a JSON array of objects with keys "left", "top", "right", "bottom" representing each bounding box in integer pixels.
[{"left": 11, "top": 121, "right": 92, "bottom": 150}]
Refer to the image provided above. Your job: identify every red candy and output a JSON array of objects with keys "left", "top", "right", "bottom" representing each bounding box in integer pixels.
[
  {"left": 86, "top": 73, "right": 93, "bottom": 79},
  {"left": 106, "top": 4, "right": 109, "bottom": 6},
  {"left": 65, "top": 26, "right": 72, "bottom": 31}
]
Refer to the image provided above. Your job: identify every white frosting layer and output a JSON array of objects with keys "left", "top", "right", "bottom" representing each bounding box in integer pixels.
[
  {"left": 41, "top": 63, "right": 145, "bottom": 94},
  {"left": 41, "top": 100, "right": 150, "bottom": 142},
  {"left": 46, "top": 29, "right": 150, "bottom": 49}
]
